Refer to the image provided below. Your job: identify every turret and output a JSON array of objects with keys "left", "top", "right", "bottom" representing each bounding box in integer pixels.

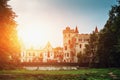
[
  {"left": 95, "top": 26, "right": 98, "bottom": 33},
  {"left": 75, "top": 26, "right": 79, "bottom": 33}
]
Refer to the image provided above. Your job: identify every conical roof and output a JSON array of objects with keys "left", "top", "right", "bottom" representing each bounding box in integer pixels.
[
  {"left": 44, "top": 41, "right": 52, "bottom": 50},
  {"left": 95, "top": 26, "right": 98, "bottom": 33},
  {"left": 75, "top": 26, "right": 79, "bottom": 33}
]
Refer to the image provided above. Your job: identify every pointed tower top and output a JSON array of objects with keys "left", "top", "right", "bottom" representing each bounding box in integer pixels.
[
  {"left": 95, "top": 26, "right": 98, "bottom": 33},
  {"left": 44, "top": 41, "right": 53, "bottom": 51},
  {"left": 45, "top": 41, "right": 52, "bottom": 49},
  {"left": 75, "top": 26, "right": 79, "bottom": 33}
]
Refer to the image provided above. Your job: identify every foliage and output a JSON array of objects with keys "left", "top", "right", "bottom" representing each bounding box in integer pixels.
[
  {"left": 77, "top": 51, "right": 84, "bottom": 63},
  {"left": 0, "top": 0, "right": 20, "bottom": 69},
  {"left": 83, "top": 0, "right": 120, "bottom": 68},
  {"left": 84, "top": 30, "right": 99, "bottom": 67},
  {"left": 97, "top": 0, "right": 120, "bottom": 67}
]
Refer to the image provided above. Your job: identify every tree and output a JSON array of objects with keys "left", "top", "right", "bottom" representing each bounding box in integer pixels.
[
  {"left": 84, "top": 28, "right": 99, "bottom": 67},
  {"left": 77, "top": 51, "right": 83, "bottom": 63},
  {"left": 0, "top": 0, "right": 20, "bottom": 69},
  {"left": 97, "top": 0, "right": 120, "bottom": 67}
]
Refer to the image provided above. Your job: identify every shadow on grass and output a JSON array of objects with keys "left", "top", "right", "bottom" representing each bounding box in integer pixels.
[{"left": 0, "top": 73, "right": 120, "bottom": 80}]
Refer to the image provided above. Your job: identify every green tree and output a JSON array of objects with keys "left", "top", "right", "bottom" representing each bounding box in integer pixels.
[
  {"left": 84, "top": 28, "right": 99, "bottom": 67},
  {"left": 97, "top": 0, "right": 120, "bottom": 67},
  {"left": 77, "top": 51, "right": 83, "bottom": 63},
  {"left": 0, "top": 0, "right": 20, "bottom": 69}
]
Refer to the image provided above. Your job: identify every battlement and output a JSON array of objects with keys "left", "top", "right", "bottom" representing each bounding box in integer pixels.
[{"left": 63, "top": 26, "right": 79, "bottom": 33}]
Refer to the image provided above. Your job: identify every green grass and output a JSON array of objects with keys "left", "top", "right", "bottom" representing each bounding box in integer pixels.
[{"left": 0, "top": 68, "right": 120, "bottom": 80}]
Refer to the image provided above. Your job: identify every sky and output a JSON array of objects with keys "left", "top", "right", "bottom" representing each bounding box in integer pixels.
[{"left": 8, "top": 0, "right": 116, "bottom": 48}]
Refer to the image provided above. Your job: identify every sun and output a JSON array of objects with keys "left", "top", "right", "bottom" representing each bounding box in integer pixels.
[
  {"left": 17, "top": 23, "right": 62, "bottom": 49},
  {"left": 17, "top": 26, "right": 48, "bottom": 49}
]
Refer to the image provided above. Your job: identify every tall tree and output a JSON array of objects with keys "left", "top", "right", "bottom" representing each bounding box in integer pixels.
[
  {"left": 84, "top": 28, "right": 99, "bottom": 67},
  {"left": 97, "top": 0, "right": 120, "bottom": 67},
  {"left": 0, "top": 0, "right": 20, "bottom": 69}
]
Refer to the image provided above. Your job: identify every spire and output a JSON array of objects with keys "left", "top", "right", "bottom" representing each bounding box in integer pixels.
[
  {"left": 44, "top": 41, "right": 53, "bottom": 51},
  {"left": 95, "top": 26, "right": 98, "bottom": 33},
  {"left": 45, "top": 41, "right": 52, "bottom": 49},
  {"left": 75, "top": 26, "right": 79, "bottom": 33}
]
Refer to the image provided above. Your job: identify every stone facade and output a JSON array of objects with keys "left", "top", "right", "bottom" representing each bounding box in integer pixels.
[
  {"left": 21, "top": 42, "right": 63, "bottom": 63},
  {"left": 21, "top": 26, "right": 98, "bottom": 63},
  {"left": 63, "top": 26, "right": 90, "bottom": 63}
]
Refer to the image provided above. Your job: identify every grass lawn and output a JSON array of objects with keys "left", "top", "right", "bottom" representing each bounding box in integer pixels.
[{"left": 0, "top": 68, "right": 120, "bottom": 80}]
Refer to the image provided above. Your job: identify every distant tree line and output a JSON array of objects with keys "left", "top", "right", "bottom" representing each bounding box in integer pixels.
[{"left": 82, "top": 0, "right": 120, "bottom": 68}]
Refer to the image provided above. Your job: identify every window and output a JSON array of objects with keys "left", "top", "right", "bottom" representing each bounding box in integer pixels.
[
  {"left": 40, "top": 53, "right": 42, "bottom": 57},
  {"left": 80, "top": 44, "right": 82, "bottom": 48},
  {"left": 68, "top": 34, "right": 70, "bottom": 37},
  {"left": 68, "top": 40, "right": 70, "bottom": 44},
  {"left": 65, "top": 46, "right": 67, "bottom": 50},
  {"left": 79, "top": 39, "right": 82, "bottom": 42},
  {"left": 67, "top": 53, "right": 69, "bottom": 57},
  {"left": 84, "top": 39, "right": 89, "bottom": 42},
  {"left": 74, "top": 38, "right": 76, "bottom": 42},
  {"left": 87, "top": 39, "right": 89, "bottom": 41},
  {"left": 48, "top": 51, "right": 50, "bottom": 57},
  {"left": 70, "top": 44, "right": 73, "bottom": 48},
  {"left": 33, "top": 53, "right": 35, "bottom": 56}
]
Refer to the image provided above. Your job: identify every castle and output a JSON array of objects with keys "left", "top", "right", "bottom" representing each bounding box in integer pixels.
[
  {"left": 21, "top": 26, "right": 98, "bottom": 63},
  {"left": 21, "top": 42, "right": 63, "bottom": 63}
]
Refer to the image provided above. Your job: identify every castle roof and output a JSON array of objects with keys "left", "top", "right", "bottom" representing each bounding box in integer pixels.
[
  {"left": 45, "top": 41, "right": 52, "bottom": 49},
  {"left": 75, "top": 26, "right": 79, "bottom": 33},
  {"left": 78, "top": 34, "right": 90, "bottom": 39},
  {"left": 63, "top": 26, "right": 80, "bottom": 33},
  {"left": 95, "top": 26, "right": 98, "bottom": 33}
]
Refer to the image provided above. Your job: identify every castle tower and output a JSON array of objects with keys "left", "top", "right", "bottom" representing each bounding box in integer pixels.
[
  {"left": 63, "top": 26, "right": 90, "bottom": 63},
  {"left": 63, "top": 26, "right": 77, "bottom": 62}
]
